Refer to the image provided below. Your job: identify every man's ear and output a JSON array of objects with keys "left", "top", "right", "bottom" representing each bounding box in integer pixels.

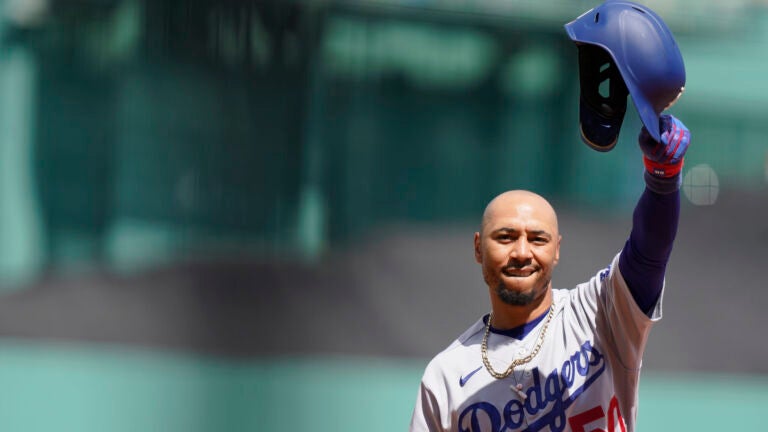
[
  {"left": 474, "top": 232, "right": 482, "bottom": 264},
  {"left": 554, "top": 234, "right": 562, "bottom": 265}
]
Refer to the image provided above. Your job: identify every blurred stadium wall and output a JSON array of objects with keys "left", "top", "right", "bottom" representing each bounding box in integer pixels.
[{"left": 0, "top": 0, "right": 766, "bottom": 430}]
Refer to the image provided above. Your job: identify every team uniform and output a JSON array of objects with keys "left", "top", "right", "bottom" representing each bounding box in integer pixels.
[
  {"left": 410, "top": 3, "right": 689, "bottom": 431},
  {"left": 410, "top": 252, "right": 660, "bottom": 432},
  {"left": 409, "top": 113, "right": 688, "bottom": 432}
]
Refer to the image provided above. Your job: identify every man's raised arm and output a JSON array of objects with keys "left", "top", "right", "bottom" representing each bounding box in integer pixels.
[{"left": 619, "top": 115, "right": 691, "bottom": 315}]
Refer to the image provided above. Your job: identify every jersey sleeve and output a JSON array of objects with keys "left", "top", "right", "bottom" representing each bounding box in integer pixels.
[
  {"left": 409, "top": 352, "right": 456, "bottom": 432},
  {"left": 409, "top": 320, "right": 485, "bottom": 432},
  {"left": 409, "top": 378, "right": 445, "bottom": 432},
  {"left": 570, "top": 253, "right": 661, "bottom": 371},
  {"left": 602, "top": 252, "right": 661, "bottom": 370}
]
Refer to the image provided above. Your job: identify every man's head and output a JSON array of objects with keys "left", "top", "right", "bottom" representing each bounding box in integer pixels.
[{"left": 474, "top": 190, "right": 561, "bottom": 307}]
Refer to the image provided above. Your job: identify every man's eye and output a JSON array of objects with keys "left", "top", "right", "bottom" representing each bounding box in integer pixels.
[{"left": 532, "top": 237, "right": 548, "bottom": 244}]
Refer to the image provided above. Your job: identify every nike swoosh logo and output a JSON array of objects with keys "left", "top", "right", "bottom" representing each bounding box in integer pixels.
[{"left": 459, "top": 366, "right": 483, "bottom": 387}]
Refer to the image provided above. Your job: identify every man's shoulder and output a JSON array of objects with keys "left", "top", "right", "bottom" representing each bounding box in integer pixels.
[
  {"left": 423, "top": 318, "right": 485, "bottom": 375},
  {"left": 550, "top": 255, "right": 622, "bottom": 317},
  {"left": 554, "top": 253, "right": 624, "bottom": 296},
  {"left": 438, "top": 317, "right": 484, "bottom": 357}
]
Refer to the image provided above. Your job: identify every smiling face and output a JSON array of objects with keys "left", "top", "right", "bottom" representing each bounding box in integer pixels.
[{"left": 474, "top": 191, "right": 561, "bottom": 308}]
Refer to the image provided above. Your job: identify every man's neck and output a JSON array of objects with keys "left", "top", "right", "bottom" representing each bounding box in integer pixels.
[{"left": 489, "top": 288, "right": 553, "bottom": 330}]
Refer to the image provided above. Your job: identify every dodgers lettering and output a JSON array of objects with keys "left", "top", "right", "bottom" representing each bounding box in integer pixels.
[{"left": 458, "top": 341, "right": 606, "bottom": 432}]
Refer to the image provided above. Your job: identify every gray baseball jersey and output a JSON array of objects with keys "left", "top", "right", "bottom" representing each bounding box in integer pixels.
[{"left": 410, "top": 252, "right": 662, "bottom": 432}]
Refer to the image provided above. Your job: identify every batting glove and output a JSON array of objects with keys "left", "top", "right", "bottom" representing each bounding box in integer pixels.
[{"left": 639, "top": 114, "right": 690, "bottom": 178}]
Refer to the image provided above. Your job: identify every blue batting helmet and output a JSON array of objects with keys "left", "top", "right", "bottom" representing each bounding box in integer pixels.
[{"left": 565, "top": 0, "right": 685, "bottom": 151}]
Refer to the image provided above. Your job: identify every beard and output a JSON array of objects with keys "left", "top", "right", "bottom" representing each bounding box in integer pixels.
[
  {"left": 495, "top": 282, "right": 537, "bottom": 306},
  {"left": 494, "top": 275, "right": 550, "bottom": 306}
]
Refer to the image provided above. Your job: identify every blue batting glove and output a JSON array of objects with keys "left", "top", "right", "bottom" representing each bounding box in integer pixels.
[{"left": 639, "top": 114, "right": 690, "bottom": 178}]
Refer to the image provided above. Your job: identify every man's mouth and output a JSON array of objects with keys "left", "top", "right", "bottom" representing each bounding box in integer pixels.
[{"left": 502, "top": 267, "right": 537, "bottom": 278}]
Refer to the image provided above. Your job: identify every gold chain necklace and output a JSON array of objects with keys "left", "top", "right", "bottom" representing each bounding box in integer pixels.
[{"left": 481, "top": 305, "right": 555, "bottom": 380}]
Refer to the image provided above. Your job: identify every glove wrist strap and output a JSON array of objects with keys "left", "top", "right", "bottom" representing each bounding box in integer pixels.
[
  {"left": 644, "top": 170, "right": 681, "bottom": 194},
  {"left": 643, "top": 156, "right": 684, "bottom": 178}
]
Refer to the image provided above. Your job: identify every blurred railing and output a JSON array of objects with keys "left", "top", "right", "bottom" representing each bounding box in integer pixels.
[{"left": 0, "top": 0, "right": 766, "bottom": 286}]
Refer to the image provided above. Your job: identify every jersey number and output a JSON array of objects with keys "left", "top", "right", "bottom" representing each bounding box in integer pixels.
[{"left": 567, "top": 396, "right": 627, "bottom": 432}]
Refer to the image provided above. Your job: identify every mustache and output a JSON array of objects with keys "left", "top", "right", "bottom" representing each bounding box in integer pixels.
[{"left": 503, "top": 262, "right": 538, "bottom": 272}]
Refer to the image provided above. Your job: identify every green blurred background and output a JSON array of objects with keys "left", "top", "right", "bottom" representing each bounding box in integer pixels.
[{"left": 0, "top": 0, "right": 766, "bottom": 430}]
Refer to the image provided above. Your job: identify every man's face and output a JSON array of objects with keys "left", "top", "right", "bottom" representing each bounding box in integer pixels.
[{"left": 474, "top": 192, "right": 561, "bottom": 307}]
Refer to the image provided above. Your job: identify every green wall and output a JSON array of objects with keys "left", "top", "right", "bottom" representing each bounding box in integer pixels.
[{"left": 1, "top": 339, "right": 766, "bottom": 431}]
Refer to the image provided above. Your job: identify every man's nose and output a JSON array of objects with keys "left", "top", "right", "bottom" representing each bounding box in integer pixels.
[{"left": 509, "top": 238, "right": 532, "bottom": 260}]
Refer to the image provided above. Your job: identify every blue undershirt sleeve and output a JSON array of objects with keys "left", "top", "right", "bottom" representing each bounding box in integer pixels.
[{"left": 618, "top": 172, "right": 681, "bottom": 316}]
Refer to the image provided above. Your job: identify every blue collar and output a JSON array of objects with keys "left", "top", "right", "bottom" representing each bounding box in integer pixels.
[{"left": 483, "top": 308, "right": 550, "bottom": 340}]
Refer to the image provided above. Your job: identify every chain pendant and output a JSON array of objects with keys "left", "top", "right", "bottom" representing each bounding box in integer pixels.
[{"left": 480, "top": 305, "right": 555, "bottom": 381}]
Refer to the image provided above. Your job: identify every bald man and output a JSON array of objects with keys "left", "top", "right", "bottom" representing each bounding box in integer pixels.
[
  {"left": 410, "top": 116, "right": 691, "bottom": 432},
  {"left": 475, "top": 190, "right": 561, "bottom": 331}
]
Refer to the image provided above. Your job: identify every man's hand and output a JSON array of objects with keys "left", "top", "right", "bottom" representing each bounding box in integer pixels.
[{"left": 639, "top": 114, "right": 690, "bottom": 178}]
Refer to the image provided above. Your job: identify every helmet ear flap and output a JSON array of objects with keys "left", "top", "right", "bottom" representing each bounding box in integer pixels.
[{"left": 576, "top": 44, "right": 629, "bottom": 151}]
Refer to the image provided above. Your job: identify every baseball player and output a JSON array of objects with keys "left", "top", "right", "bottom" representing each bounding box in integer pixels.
[{"left": 409, "top": 2, "right": 688, "bottom": 431}]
